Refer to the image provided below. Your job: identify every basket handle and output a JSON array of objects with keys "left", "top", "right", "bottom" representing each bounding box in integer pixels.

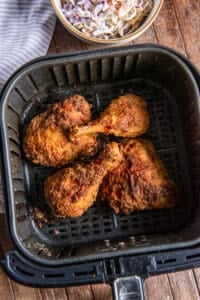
[
  {"left": 0, "top": 250, "right": 147, "bottom": 298},
  {"left": 113, "top": 276, "right": 146, "bottom": 300}
]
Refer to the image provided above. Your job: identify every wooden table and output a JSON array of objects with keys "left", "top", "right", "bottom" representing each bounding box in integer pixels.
[{"left": 1, "top": 0, "right": 200, "bottom": 299}]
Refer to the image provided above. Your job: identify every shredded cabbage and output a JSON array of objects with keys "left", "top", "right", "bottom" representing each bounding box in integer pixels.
[{"left": 62, "top": 0, "right": 153, "bottom": 39}]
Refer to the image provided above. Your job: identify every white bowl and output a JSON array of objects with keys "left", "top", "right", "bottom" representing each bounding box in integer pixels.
[{"left": 51, "top": 0, "right": 164, "bottom": 45}]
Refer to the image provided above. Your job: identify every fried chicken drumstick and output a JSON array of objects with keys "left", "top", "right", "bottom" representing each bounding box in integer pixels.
[
  {"left": 70, "top": 94, "right": 149, "bottom": 139},
  {"left": 44, "top": 142, "right": 122, "bottom": 218},
  {"left": 23, "top": 94, "right": 99, "bottom": 167},
  {"left": 101, "top": 139, "right": 179, "bottom": 214}
]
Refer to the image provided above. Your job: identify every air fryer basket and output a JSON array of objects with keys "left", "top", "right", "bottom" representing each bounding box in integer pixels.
[{"left": 1, "top": 45, "right": 200, "bottom": 297}]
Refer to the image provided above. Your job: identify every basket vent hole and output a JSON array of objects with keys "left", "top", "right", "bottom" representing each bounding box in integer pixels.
[
  {"left": 59, "top": 222, "right": 67, "bottom": 226},
  {"left": 83, "top": 231, "right": 90, "bottom": 236},
  {"left": 93, "top": 230, "right": 101, "bottom": 234},
  {"left": 15, "top": 266, "right": 34, "bottom": 277},
  {"left": 105, "top": 261, "right": 113, "bottom": 276},
  {"left": 103, "top": 216, "right": 110, "bottom": 220},
  {"left": 104, "top": 228, "right": 111, "bottom": 233},
  {"left": 121, "top": 225, "right": 128, "bottom": 230},
  {"left": 44, "top": 273, "right": 65, "bottom": 278},
  {"left": 157, "top": 258, "right": 176, "bottom": 265},
  {"left": 71, "top": 233, "right": 79, "bottom": 238},
  {"left": 132, "top": 224, "right": 139, "bottom": 229},
  {"left": 71, "top": 227, "right": 77, "bottom": 231},
  {"left": 142, "top": 222, "right": 150, "bottom": 227},
  {"left": 69, "top": 220, "right": 77, "bottom": 225},
  {"left": 121, "top": 219, "right": 129, "bottom": 224},
  {"left": 81, "top": 218, "right": 88, "bottom": 223},
  {"left": 74, "top": 270, "right": 94, "bottom": 277},
  {"left": 114, "top": 258, "right": 121, "bottom": 274},
  {"left": 82, "top": 225, "right": 90, "bottom": 229},
  {"left": 92, "top": 223, "right": 99, "bottom": 228},
  {"left": 154, "top": 221, "right": 161, "bottom": 225},
  {"left": 59, "top": 229, "right": 67, "bottom": 233},
  {"left": 186, "top": 253, "right": 200, "bottom": 260},
  {"left": 47, "top": 224, "right": 56, "bottom": 228},
  {"left": 104, "top": 222, "right": 111, "bottom": 226},
  {"left": 60, "top": 235, "right": 68, "bottom": 239}
]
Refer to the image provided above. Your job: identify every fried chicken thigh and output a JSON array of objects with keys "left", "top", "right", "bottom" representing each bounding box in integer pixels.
[
  {"left": 101, "top": 139, "right": 179, "bottom": 214},
  {"left": 23, "top": 94, "right": 99, "bottom": 167},
  {"left": 44, "top": 142, "right": 123, "bottom": 218},
  {"left": 70, "top": 94, "right": 149, "bottom": 139}
]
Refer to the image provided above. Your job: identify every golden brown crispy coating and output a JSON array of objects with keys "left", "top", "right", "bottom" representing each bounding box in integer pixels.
[
  {"left": 70, "top": 94, "right": 149, "bottom": 139},
  {"left": 101, "top": 139, "right": 179, "bottom": 214},
  {"left": 44, "top": 142, "right": 123, "bottom": 218},
  {"left": 23, "top": 94, "right": 99, "bottom": 167}
]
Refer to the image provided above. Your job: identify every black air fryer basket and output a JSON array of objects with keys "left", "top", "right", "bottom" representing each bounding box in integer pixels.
[{"left": 1, "top": 44, "right": 200, "bottom": 299}]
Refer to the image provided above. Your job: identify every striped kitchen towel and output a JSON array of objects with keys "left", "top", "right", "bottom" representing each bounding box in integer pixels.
[
  {"left": 0, "top": 0, "right": 56, "bottom": 91},
  {"left": 0, "top": 0, "right": 56, "bottom": 212}
]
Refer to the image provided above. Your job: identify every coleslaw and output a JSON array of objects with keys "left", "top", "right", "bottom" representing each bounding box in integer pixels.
[{"left": 62, "top": 0, "right": 153, "bottom": 39}]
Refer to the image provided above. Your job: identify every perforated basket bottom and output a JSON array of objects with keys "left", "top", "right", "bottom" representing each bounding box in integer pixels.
[{"left": 23, "top": 78, "right": 192, "bottom": 248}]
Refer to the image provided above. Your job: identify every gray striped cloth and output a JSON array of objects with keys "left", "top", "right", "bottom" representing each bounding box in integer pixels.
[
  {"left": 0, "top": 0, "right": 56, "bottom": 212},
  {"left": 0, "top": 0, "right": 56, "bottom": 91}
]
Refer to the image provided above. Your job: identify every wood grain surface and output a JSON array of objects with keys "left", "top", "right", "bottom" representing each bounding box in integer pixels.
[{"left": 1, "top": 0, "right": 200, "bottom": 299}]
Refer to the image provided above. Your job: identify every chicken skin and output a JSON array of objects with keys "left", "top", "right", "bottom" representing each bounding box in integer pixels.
[
  {"left": 23, "top": 94, "right": 99, "bottom": 167},
  {"left": 44, "top": 142, "right": 123, "bottom": 218},
  {"left": 101, "top": 139, "right": 179, "bottom": 214},
  {"left": 70, "top": 94, "right": 149, "bottom": 139}
]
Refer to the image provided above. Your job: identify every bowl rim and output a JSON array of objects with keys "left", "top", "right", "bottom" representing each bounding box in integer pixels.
[{"left": 50, "top": 0, "right": 164, "bottom": 44}]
